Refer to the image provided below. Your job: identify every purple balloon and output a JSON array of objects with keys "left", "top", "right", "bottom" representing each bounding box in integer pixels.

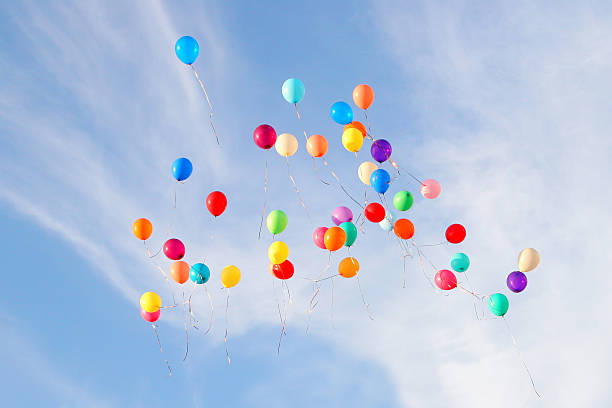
[
  {"left": 331, "top": 206, "right": 353, "bottom": 226},
  {"left": 371, "top": 139, "right": 392, "bottom": 163},
  {"left": 507, "top": 271, "right": 527, "bottom": 293}
]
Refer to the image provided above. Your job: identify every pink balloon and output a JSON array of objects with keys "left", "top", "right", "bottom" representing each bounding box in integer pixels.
[
  {"left": 253, "top": 124, "right": 277, "bottom": 149},
  {"left": 164, "top": 238, "right": 185, "bottom": 260},
  {"left": 140, "top": 308, "right": 160, "bottom": 322},
  {"left": 421, "top": 179, "right": 441, "bottom": 199},
  {"left": 313, "top": 227, "right": 328, "bottom": 249},
  {"left": 434, "top": 269, "right": 457, "bottom": 290},
  {"left": 331, "top": 206, "right": 353, "bottom": 226}
]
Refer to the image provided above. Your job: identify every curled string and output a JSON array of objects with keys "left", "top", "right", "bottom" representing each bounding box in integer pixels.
[
  {"left": 461, "top": 272, "right": 486, "bottom": 320},
  {"left": 307, "top": 251, "right": 332, "bottom": 334},
  {"left": 150, "top": 261, "right": 177, "bottom": 306},
  {"left": 152, "top": 324, "right": 172, "bottom": 376},
  {"left": 503, "top": 317, "right": 542, "bottom": 398},
  {"left": 182, "top": 288, "right": 190, "bottom": 361},
  {"left": 294, "top": 103, "right": 330, "bottom": 186},
  {"left": 203, "top": 286, "right": 214, "bottom": 334},
  {"left": 190, "top": 65, "right": 220, "bottom": 145},
  {"left": 144, "top": 240, "right": 163, "bottom": 259},
  {"left": 412, "top": 244, "right": 441, "bottom": 292},
  {"left": 258, "top": 158, "right": 269, "bottom": 239},
  {"left": 356, "top": 275, "right": 374, "bottom": 320},
  {"left": 187, "top": 289, "right": 200, "bottom": 330},
  {"left": 286, "top": 156, "right": 312, "bottom": 223},
  {"left": 224, "top": 289, "right": 231, "bottom": 365},
  {"left": 322, "top": 158, "right": 364, "bottom": 209}
]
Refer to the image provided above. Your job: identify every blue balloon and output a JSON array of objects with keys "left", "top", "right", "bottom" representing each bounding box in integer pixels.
[
  {"left": 175, "top": 36, "right": 199, "bottom": 65},
  {"left": 190, "top": 263, "right": 210, "bottom": 284},
  {"left": 282, "top": 78, "right": 305, "bottom": 104},
  {"left": 379, "top": 212, "right": 395, "bottom": 232},
  {"left": 330, "top": 101, "right": 353, "bottom": 125},
  {"left": 172, "top": 157, "right": 193, "bottom": 181},
  {"left": 451, "top": 253, "right": 470, "bottom": 272},
  {"left": 370, "top": 169, "right": 391, "bottom": 194}
]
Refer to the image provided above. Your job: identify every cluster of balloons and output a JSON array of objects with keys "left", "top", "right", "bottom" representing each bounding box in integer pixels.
[{"left": 265, "top": 210, "right": 295, "bottom": 280}]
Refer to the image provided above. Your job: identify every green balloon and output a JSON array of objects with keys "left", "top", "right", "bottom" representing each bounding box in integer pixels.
[
  {"left": 488, "top": 293, "right": 509, "bottom": 316},
  {"left": 451, "top": 252, "right": 470, "bottom": 272},
  {"left": 339, "top": 222, "right": 357, "bottom": 247},
  {"left": 266, "top": 210, "right": 288, "bottom": 235},
  {"left": 393, "top": 190, "right": 414, "bottom": 211}
]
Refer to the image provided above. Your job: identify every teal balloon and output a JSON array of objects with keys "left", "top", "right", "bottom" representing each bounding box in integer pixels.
[
  {"left": 190, "top": 263, "right": 210, "bottom": 284},
  {"left": 451, "top": 252, "right": 470, "bottom": 273},
  {"left": 267, "top": 210, "right": 288, "bottom": 235},
  {"left": 393, "top": 191, "right": 414, "bottom": 211},
  {"left": 175, "top": 36, "right": 199, "bottom": 65},
  {"left": 282, "top": 78, "right": 305, "bottom": 104},
  {"left": 339, "top": 222, "right": 357, "bottom": 247},
  {"left": 488, "top": 293, "right": 509, "bottom": 316}
]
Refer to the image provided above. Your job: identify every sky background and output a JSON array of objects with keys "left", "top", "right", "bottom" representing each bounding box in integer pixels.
[{"left": 1, "top": 1, "right": 611, "bottom": 407}]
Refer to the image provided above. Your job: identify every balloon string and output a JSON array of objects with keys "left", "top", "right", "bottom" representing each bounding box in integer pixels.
[
  {"left": 203, "top": 285, "right": 214, "bottom": 334},
  {"left": 418, "top": 242, "right": 446, "bottom": 247},
  {"left": 182, "top": 289, "right": 190, "bottom": 361},
  {"left": 286, "top": 156, "right": 312, "bottom": 223},
  {"left": 190, "top": 65, "right": 220, "bottom": 146},
  {"left": 395, "top": 238, "right": 412, "bottom": 288},
  {"left": 276, "top": 288, "right": 287, "bottom": 355},
  {"left": 293, "top": 103, "right": 331, "bottom": 186},
  {"left": 503, "top": 317, "right": 542, "bottom": 398},
  {"left": 150, "top": 260, "right": 177, "bottom": 306},
  {"left": 258, "top": 158, "right": 269, "bottom": 239},
  {"left": 144, "top": 240, "right": 163, "bottom": 258},
  {"left": 187, "top": 290, "right": 200, "bottom": 330},
  {"left": 461, "top": 272, "right": 486, "bottom": 320},
  {"left": 322, "top": 158, "right": 364, "bottom": 209},
  {"left": 412, "top": 244, "right": 440, "bottom": 292},
  {"left": 152, "top": 324, "right": 172, "bottom": 376},
  {"left": 330, "top": 275, "right": 335, "bottom": 329},
  {"left": 307, "top": 252, "right": 332, "bottom": 334},
  {"left": 356, "top": 275, "right": 374, "bottom": 320},
  {"left": 224, "top": 289, "right": 231, "bottom": 365}
]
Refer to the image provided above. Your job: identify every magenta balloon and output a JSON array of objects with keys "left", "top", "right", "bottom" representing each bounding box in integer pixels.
[
  {"left": 140, "top": 308, "right": 160, "bottom": 322},
  {"left": 331, "top": 206, "right": 353, "bottom": 226},
  {"left": 164, "top": 238, "right": 185, "bottom": 260},
  {"left": 253, "top": 124, "right": 277, "bottom": 149},
  {"left": 313, "top": 227, "right": 328, "bottom": 249},
  {"left": 434, "top": 269, "right": 457, "bottom": 290}
]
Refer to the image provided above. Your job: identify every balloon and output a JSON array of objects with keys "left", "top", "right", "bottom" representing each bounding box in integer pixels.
[
  {"left": 339, "top": 257, "right": 359, "bottom": 278},
  {"left": 450, "top": 253, "right": 470, "bottom": 273},
  {"left": 358, "top": 161, "right": 378, "bottom": 186},
  {"left": 267, "top": 210, "right": 288, "bottom": 235},
  {"left": 172, "top": 157, "right": 193, "bottom": 181},
  {"left": 332, "top": 206, "right": 353, "bottom": 226},
  {"left": 170, "top": 261, "right": 190, "bottom": 284},
  {"left": 190, "top": 263, "right": 210, "bottom": 284},
  {"left": 275, "top": 133, "right": 298, "bottom": 157},
  {"left": 393, "top": 191, "right": 414, "bottom": 211},
  {"left": 353, "top": 84, "right": 374, "bottom": 110},
  {"left": 132, "top": 218, "right": 152, "bottom": 240},
  {"left": 221, "top": 265, "right": 241, "bottom": 288},
  {"left": 330, "top": 101, "right": 353, "bottom": 125},
  {"left": 272, "top": 260, "right": 294, "bottom": 280},
  {"left": 313, "top": 227, "right": 328, "bottom": 249},
  {"left": 268, "top": 262, "right": 275, "bottom": 277},
  {"left": 141, "top": 308, "right": 160, "bottom": 323},
  {"left": 206, "top": 191, "right": 227, "bottom": 217},
  {"left": 370, "top": 169, "right": 391, "bottom": 194},
  {"left": 370, "top": 139, "right": 392, "bottom": 163},
  {"left": 268, "top": 241, "right": 289, "bottom": 264},
  {"left": 518, "top": 248, "right": 540, "bottom": 272},
  {"left": 164, "top": 238, "right": 185, "bottom": 260},
  {"left": 445, "top": 224, "right": 466, "bottom": 244},
  {"left": 140, "top": 291, "right": 162, "bottom": 313},
  {"left": 175, "top": 36, "right": 199, "bottom": 64},
  {"left": 344, "top": 121, "right": 367, "bottom": 139},
  {"left": 253, "top": 124, "right": 277, "bottom": 149},
  {"left": 488, "top": 293, "right": 509, "bottom": 316},
  {"left": 306, "top": 134, "right": 328, "bottom": 157},
  {"left": 434, "top": 269, "right": 457, "bottom": 291},
  {"left": 342, "top": 128, "right": 364, "bottom": 152},
  {"left": 394, "top": 218, "right": 415, "bottom": 240},
  {"left": 281, "top": 78, "right": 305, "bottom": 104},
  {"left": 507, "top": 271, "right": 527, "bottom": 293},
  {"left": 421, "top": 179, "right": 441, "bottom": 199},
  {"left": 379, "top": 212, "right": 395, "bottom": 232},
  {"left": 324, "top": 226, "right": 347, "bottom": 251},
  {"left": 339, "top": 222, "right": 357, "bottom": 247},
  {"left": 364, "top": 202, "right": 385, "bottom": 223}
]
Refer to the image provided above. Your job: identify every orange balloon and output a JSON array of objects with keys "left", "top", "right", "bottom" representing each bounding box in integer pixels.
[
  {"left": 394, "top": 218, "right": 415, "bottom": 240},
  {"left": 170, "top": 260, "right": 190, "bottom": 284},
  {"left": 133, "top": 218, "right": 152, "bottom": 240},
  {"left": 268, "top": 262, "right": 275, "bottom": 277},
  {"left": 324, "top": 226, "right": 347, "bottom": 251},
  {"left": 353, "top": 84, "right": 374, "bottom": 110},
  {"left": 339, "top": 257, "right": 359, "bottom": 278},
  {"left": 306, "top": 134, "right": 328, "bottom": 157},
  {"left": 344, "top": 121, "right": 367, "bottom": 139}
]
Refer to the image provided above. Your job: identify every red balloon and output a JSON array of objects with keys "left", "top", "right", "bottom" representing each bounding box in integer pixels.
[
  {"left": 364, "top": 202, "right": 385, "bottom": 223},
  {"left": 434, "top": 269, "right": 457, "bottom": 290},
  {"left": 445, "top": 223, "right": 466, "bottom": 244},
  {"left": 253, "top": 124, "right": 277, "bottom": 149},
  {"left": 272, "top": 260, "right": 294, "bottom": 280},
  {"left": 206, "top": 191, "right": 227, "bottom": 217}
]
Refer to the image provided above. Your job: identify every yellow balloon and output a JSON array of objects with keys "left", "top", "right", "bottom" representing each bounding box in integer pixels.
[
  {"left": 140, "top": 291, "right": 161, "bottom": 313},
  {"left": 221, "top": 265, "right": 241, "bottom": 288},
  {"left": 342, "top": 128, "right": 364, "bottom": 152},
  {"left": 275, "top": 133, "right": 298, "bottom": 157},
  {"left": 268, "top": 241, "right": 289, "bottom": 264},
  {"left": 358, "top": 161, "right": 378, "bottom": 185},
  {"left": 518, "top": 248, "right": 540, "bottom": 272}
]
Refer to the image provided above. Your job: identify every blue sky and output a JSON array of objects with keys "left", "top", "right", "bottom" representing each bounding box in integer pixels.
[{"left": 1, "top": 1, "right": 611, "bottom": 407}]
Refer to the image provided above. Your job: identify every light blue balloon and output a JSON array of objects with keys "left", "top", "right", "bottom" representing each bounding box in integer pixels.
[
  {"left": 371, "top": 169, "right": 391, "bottom": 194},
  {"left": 330, "top": 101, "right": 353, "bottom": 125},
  {"left": 175, "top": 36, "right": 199, "bottom": 65},
  {"left": 282, "top": 78, "right": 305, "bottom": 104},
  {"left": 172, "top": 157, "right": 193, "bottom": 181},
  {"left": 190, "top": 263, "right": 210, "bottom": 284},
  {"left": 451, "top": 252, "right": 470, "bottom": 273},
  {"left": 379, "top": 212, "right": 395, "bottom": 232}
]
